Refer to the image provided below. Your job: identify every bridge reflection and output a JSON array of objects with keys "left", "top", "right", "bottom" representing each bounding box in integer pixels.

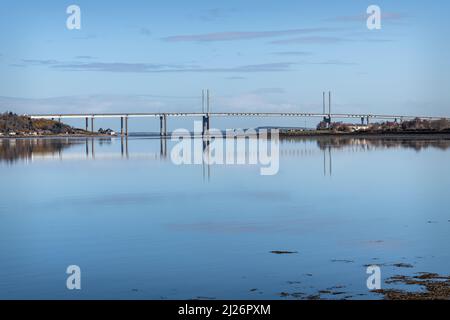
[{"left": 2, "top": 136, "right": 450, "bottom": 179}]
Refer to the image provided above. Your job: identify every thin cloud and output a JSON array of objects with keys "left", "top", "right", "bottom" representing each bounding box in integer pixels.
[
  {"left": 74, "top": 55, "right": 96, "bottom": 60},
  {"left": 22, "top": 59, "right": 60, "bottom": 65},
  {"left": 162, "top": 28, "right": 332, "bottom": 42},
  {"left": 221, "top": 63, "right": 294, "bottom": 73},
  {"left": 273, "top": 51, "right": 313, "bottom": 56},
  {"left": 0, "top": 95, "right": 168, "bottom": 114},
  {"left": 50, "top": 62, "right": 295, "bottom": 73},
  {"left": 362, "top": 38, "right": 394, "bottom": 43},
  {"left": 344, "top": 30, "right": 396, "bottom": 42},
  {"left": 19, "top": 58, "right": 354, "bottom": 73},
  {"left": 197, "top": 8, "right": 236, "bottom": 22},
  {"left": 52, "top": 62, "right": 184, "bottom": 73},
  {"left": 304, "top": 60, "right": 357, "bottom": 66},
  {"left": 17, "top": 58, "right": 296, "bottom": 73},
  {"left": 0, "top": 92, "right": 300, "bottom": 114},
  {"left": 271, "top": 36, "right": 348, "bottom": 45},
  {"left": 328, "top": 12, "right": 406, "bottom": 23},
  {"left": 19, "top": 58, "right": 356, "bottom": 73},
  {"left": 140, "top": 27, "right": 152, "bottom": 36}
]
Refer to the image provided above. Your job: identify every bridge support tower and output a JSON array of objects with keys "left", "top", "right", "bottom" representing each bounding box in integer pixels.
[
  {"left": 160, "top": 114, "right": 167, "bottom": 137},
  {"left": 202, "top": 115, "right": 210, "bottom": 135}
]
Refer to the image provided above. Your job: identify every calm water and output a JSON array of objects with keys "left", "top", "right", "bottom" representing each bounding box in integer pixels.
[{"left": 0, "top": 136, "right": 450, "bottom": 299}]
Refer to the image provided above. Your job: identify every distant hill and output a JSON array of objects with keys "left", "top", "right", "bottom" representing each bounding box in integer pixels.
[{"left": 0, "top": 112, "right": 87, "bottom": 136}]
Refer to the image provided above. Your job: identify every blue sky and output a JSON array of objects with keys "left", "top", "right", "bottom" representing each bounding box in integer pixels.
[{"left": 0, "top": 0, "right": 449, "bottom": 129}]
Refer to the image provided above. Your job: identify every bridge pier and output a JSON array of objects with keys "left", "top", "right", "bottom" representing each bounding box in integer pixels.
[
  {"left": 202, "top": 115, "right": 210, "bottom": 135},
  {"left": 160, "top": 138, "right": 167, "bottom": 158},
  {"left": 125, "top": 117, "right": 128, "bottom": 136},
  {"left": 120, "top": 117, "right": 124, "bottom": 136},
  {"left": 119, "top": 135, "right": 128, "bottom": 158},
  {"left": 85, "top": 117, "right": 88, "bottom": 131},
  {"left": 160, "top": 114, "right": 167, "bottom": 137},
  {"left": 123, "top": 135, "right": 128, "bottom": 158},
  {"left": 366, "top": 116, "right": 370, "bottom": 125},
  {"left": 361, "top": 117, "right": 365, "bottom": 125},
  {"left": 91, "top": 139, "right": 95, "bottom": 158},
  {"left": 91, "top": 117, "right": 94, "bottom": 133}
]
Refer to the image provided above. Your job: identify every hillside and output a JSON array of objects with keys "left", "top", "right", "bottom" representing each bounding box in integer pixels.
[{"left": 0, "top": 112, "right": 88, "bottom": 136}]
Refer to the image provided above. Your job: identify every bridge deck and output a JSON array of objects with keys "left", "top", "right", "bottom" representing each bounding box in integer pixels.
[{"left": 28, "top": 112, "right": 450, "bottom": 121}]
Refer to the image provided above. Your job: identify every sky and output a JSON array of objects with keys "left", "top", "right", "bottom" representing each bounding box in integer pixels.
[{"left": 0, "top": 0, "right": 449, "bottom": 130}]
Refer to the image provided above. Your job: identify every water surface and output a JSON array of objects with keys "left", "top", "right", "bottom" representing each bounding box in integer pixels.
[{"left": 1, "top": 136, "right": 449, "bottom": 299}]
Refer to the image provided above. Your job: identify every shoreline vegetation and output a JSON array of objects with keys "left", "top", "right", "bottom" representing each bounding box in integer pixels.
[
  {"left": 280, "top": 117, "right": 450, "bottom": 137},
  {"left": 2, "top": 112, "right": 450, "bottom": 139},
  {"left": 0, "top": 112, "right": 115, "bottom": 138}
]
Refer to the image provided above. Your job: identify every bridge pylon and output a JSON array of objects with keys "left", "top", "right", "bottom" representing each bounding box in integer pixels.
[
  {"left": 202, "top": 115, "right": 210, "bottom": 136},
  {"left": 160, "top": 114, "right": 167, "bottom": 137}
]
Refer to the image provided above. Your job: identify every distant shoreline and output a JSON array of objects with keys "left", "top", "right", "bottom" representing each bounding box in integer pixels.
[
  {"left": 279, "top": 130, "right": 450, "bottom": 140},
  {"left": 2, "top": 131, "right": 450, "bottom": 140},
  {"left": 3, "top": 112, "right": 450, "bottom": 140},
  {"left": 0, "top": 133, "right": 115, "bottom": 139}
]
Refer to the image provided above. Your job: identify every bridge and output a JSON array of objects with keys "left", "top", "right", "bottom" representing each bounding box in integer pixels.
[
  {"left": 28, "top": 112, "right": 450, "bottom": 136},
  {"left": 26, "top": 91, "right": 450, "bottom": 136}
]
